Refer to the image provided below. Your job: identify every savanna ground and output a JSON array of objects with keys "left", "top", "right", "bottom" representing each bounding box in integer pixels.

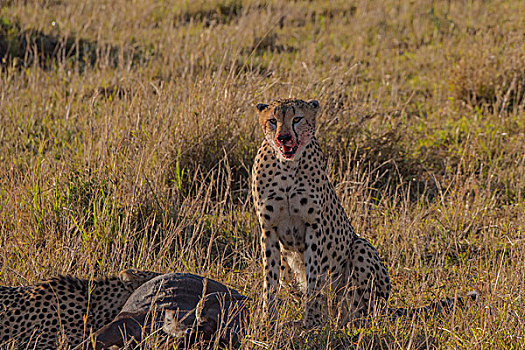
[{"left": 1, "top": 0, "right": 524, "bottom": 349}]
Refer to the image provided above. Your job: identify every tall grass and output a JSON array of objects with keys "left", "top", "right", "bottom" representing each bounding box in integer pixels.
[{"left": 1, "top": 0, "right": 524, "bottom": 348}]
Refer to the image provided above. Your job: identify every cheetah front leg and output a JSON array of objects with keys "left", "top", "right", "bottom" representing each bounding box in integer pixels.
[
  {"left": 260, "top": 228, "right": 281, "bottom": 322},
  {"left": 303, "top": 225, "right": 326, "bottom": 328}
]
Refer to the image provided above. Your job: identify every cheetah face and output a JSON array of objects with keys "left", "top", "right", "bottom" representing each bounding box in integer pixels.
[{"left": 256, "top": 99, "right": 319, "bottom": 161}]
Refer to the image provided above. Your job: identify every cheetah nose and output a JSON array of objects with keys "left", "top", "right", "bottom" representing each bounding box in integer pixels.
[{"left": 277, "top": 133, "right": 292, "bottom": 144}]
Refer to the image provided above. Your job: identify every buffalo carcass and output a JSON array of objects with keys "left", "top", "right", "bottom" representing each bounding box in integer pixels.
[{"left": 77, "top": 273, "right": 249, "bottom": 349}]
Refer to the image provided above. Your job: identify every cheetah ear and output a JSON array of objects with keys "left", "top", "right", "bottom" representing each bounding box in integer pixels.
[
  {"left": 308, "top": 100, "right": 319, "bottom": 109},
  {"left": 119, "top": 269, "right": 137, "bottom": 282},
  {"left": 256, "top": 103, "right": 269, "bottom": 112}
]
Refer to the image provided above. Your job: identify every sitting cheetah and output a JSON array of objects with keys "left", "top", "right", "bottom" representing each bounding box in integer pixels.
[
  {"left": 0, "top": 269, "right": 160, "bottom": 350},
  {"left": 252, "top": 99, "right": 478, "bottom": 327},
  {"left": 252, "top": 98, "right": 392, "bottom": 327}
]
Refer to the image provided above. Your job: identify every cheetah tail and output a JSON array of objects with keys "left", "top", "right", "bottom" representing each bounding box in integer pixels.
[{"left": 386, "top": 291, "right": 479, "bottom": 320}]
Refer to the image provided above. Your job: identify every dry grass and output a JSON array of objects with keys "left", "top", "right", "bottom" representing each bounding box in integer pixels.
[{"left": 1, "top": 0, "right": 524, "bottom": 349}]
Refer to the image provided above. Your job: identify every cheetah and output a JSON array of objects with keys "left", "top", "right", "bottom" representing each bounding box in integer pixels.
[
  {"left": 0, "top": 269, "right": 160, "bottom": 350},
  {"left": 252, "top": 98, "right": 392, "bottom": 327},
  {"left": 252, "top": 99, "right": 479, "bottom": 327}
]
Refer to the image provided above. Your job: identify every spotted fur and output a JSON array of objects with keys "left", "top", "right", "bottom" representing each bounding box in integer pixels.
[
  {"left": 0, "top": 269, "right": 160, "bottom": 350},
  {"left": 252, "top": 98, "right": 391, "bottom": 327}
]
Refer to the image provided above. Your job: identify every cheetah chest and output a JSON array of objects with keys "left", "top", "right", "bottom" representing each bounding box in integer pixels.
[{"left": 260, "top": 182, "right": 319, "bottom": 253}]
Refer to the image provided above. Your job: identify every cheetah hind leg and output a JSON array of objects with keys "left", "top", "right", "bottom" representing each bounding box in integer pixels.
[{"left": 338, "top": 238, "right": 391, "bottom": 326}]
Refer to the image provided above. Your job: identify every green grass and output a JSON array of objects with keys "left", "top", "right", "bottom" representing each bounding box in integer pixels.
[{"left": 1, "top": 0, "right": 524, "bottom": 349}]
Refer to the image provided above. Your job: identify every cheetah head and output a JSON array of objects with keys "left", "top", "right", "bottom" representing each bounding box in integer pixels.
[
  {"left": 118, "top": 269, "right": 161, "bottom": 290},
  {"left": 256, "top": 98, "right": 319, "bottom": 161}
]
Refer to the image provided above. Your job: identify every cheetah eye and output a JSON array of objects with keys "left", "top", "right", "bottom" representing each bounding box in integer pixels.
[
  {"left": 268, "top": 118, "right": 277, "bottom": 125},
  {"left": 293, "top": 117, "right": 303, "bottom": 124}
]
